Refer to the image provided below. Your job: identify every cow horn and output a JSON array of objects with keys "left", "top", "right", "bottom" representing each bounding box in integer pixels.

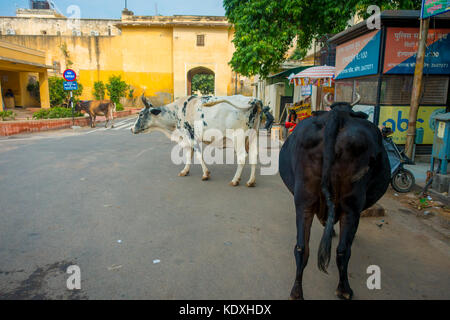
[
  {"left": 323, "top": 93, "right": 332, "bottom": 107},
  {"left": 141, "top": 95, "right": 152, "bottom": 109},
  {"left": 351, "top": 93, "right": 361, "bottom": 107}
]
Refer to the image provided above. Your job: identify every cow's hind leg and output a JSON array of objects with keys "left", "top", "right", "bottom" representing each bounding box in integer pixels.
[
  {"left": 179, "top": 147, "right": 193, "bottom": 177},
  {"left": 335, "top": 194, "right": 364, "bottom": 300},
  {"left": 105, "top": 112, "right": 109, "bottom": 128},
  {"left": 246, "top": 129, "right": 258, "bottom": 187},
  {"left": 89, "top": 115, "right": 94, "bottom": 128},
  {"left": 109, "top": 107, "right": 115, "bottom": 128},
  {"left": 290, "top": 192, "right": 314, "bottom": 300},
  {"left": 194, "top": 145, "right": 210, "bottom": 181},
  {"left": 230, "top": 130, "right": 246, "bottom": 186}
]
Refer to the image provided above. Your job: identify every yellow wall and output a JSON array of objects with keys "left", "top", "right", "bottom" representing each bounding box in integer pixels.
[
  {"left": 0, "top": 22, "right": 249, "bottom": 106},
  {"left": 173, "top": 26, "right": 232, "bottom": 99},
  {"left": 0, "top": 40, "right": 49, "bottom": 108},
  {"left": 121, "top": 27, "right": 174, "bottom": 103}
]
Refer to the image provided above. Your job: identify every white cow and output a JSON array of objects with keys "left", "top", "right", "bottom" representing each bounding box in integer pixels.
[{"left": 131, "top": 95, "right": 262, "bottom": 187}]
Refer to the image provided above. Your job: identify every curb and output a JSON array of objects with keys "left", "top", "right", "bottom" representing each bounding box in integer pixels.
[{"left": 0, "top": 109, "right": 139, "bottom": 136}]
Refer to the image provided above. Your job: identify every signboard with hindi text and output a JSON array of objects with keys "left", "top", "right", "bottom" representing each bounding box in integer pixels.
[
  {"left": 383, "top": 27, "right": 450, "bottom": 75},
  {"left": 335, "top": 30, "right": 381, "bottom": 79}
]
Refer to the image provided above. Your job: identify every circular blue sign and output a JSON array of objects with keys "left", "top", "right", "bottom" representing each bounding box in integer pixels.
[{"left": 63, "top": 69, "right": 76, "bottom": 82}]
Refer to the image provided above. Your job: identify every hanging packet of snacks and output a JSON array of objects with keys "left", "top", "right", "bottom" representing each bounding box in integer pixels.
[{"left": 293, "top": 100, "right": 312, "bottom": 121}]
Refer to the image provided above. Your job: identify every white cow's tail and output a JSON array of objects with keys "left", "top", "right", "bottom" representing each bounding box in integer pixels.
[
  {"left": 202, "top": 99, "right": 241, "bottom": 108},
  {"left": 202, "top": 98, "right": 257, "bottom": 111}
]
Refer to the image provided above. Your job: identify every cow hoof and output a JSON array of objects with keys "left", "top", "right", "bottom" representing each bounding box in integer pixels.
[
  {"left": 178, "top": 171, "right": 189, "bottom": 177},
  {"left": 335, "top": 288, "right": 353, "bottom": 300},
  {"left": 289, "top": 284, "right": 304, "bottom": 300},
  {"left": 229, "top": 181, "right": 239, "bottom": 186},
  {"left": 246, "top": 181, "right": 256, "bottom": 187},
  {"left": 202, "top": 171, "right": 211, "bottom": 181}
]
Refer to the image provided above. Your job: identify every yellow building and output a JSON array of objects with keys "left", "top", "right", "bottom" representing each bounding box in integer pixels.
[
  {"left": 0, "top": 40, "right": 51, "bottom": 111},
  {"left": 0, "top": 8, "right": 251, "bottom": 107}
]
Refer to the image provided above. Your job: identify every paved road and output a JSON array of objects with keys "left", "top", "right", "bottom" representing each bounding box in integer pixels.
[{"left": 0, "top": 116, "right": 449, "bottom": 299}]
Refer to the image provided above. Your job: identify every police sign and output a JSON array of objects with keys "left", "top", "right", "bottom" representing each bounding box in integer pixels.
[
  {"left": 64, "top": 81, "right": 78, "bottom": 91},
  {"left": 63, "top": 69, "right": 77, "bottom": 82}
]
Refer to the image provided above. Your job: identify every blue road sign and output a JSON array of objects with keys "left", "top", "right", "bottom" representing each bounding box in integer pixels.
[
  {"left": 63, "top": 69, "right": 77, "bottom": 82},
  {"left": 64, "top": 81, "right": 78, "bottom": 91}
]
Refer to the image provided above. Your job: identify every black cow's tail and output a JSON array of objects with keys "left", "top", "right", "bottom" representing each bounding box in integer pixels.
[{"left": 317, "top": 109, "right": 341, "bottom": 273}]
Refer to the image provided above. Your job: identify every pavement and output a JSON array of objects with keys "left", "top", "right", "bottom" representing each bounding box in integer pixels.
[
  {"left": 0, "top": 116, "right": 449, "bottom": 300},
  {"left": 406, "top": 162, "right": 429, "bottom": 187}
]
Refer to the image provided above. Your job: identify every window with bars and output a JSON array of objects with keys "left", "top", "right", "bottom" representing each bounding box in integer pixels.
[
  {"left": 335, "top": 80, "right": 354, "bottom": 102},
  {"left": 381, "top": 75, "right": 449, "bottom": 105},
  {"left": 196, "top": 34, "right": 205, "bottom": 46},
  {"left": 354, "top": 77, "right": 378, "bottom": 105}
]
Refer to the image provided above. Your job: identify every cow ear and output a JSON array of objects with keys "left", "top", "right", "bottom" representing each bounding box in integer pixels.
[{"left": 150, "top": 108, "right": 162, "bottom": 115}]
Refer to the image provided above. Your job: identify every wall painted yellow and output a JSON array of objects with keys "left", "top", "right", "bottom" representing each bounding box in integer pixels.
[
  {"left": 0, "top": 15, "right": 250, "bottom": 106},
  {"left": 0, "top": 40, "right": 50, "bottom": 109}
]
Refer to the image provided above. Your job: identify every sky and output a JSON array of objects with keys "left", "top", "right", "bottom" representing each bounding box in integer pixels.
[{"left": 0, "top": 0, "right": 226, "bottom": 19}]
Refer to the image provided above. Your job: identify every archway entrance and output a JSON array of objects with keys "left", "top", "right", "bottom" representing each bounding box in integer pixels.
[{"left": 187, "top": 67, "right": 215, "bottom": 96}]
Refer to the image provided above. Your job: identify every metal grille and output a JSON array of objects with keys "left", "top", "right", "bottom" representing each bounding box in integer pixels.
[{"left": 196, "top": 35, "right": 205, "bottom": 46}]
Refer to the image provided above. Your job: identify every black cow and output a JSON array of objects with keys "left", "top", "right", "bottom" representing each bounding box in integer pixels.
[{"left": 279, "top": 93, "right": 390, "bottom": 300}]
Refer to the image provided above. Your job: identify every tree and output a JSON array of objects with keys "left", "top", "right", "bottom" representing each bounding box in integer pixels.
[
  {"left": 191, "top": 74, "right": 215, "bottom": 95},
  {"left": 48, "top": 76, "right": 83, "bottom": 107},
  {"left": 93, "top": 81, "right": 106, "bottom": 100},
  {"left": 106, "top": 75, "right": 128, "bottom": 110},
  {"left": 289, "top": 46, "right": 307, "bottom": 61},
  {"left": 224, "top": 0, "right": 422, "bottom": 77}
]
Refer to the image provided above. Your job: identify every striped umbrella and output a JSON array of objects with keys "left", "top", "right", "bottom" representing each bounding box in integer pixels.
[{"left": 289, "top": 65, "right": 335, "bottom": 86}]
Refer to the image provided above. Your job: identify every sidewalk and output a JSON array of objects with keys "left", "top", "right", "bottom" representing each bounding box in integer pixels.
[
  {"left": 405, "top": 161, "right": 429, "bottom": 187},
  {"left": 0, "top": 107, "right": 140, "bottom": 136}
]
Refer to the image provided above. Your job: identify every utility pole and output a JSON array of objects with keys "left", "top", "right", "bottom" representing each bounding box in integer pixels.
[{"left": 404, "top": 17, "right": 430, "bottom": 159}]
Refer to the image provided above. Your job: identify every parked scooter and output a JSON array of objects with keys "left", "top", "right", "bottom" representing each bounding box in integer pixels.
[{"left": 381, "top": 127, "right": 416, "bottom": 193}]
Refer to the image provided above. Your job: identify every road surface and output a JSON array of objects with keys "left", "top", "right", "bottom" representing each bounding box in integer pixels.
[{"left": 0, "top": 116, "right": 449, "bottom": 299}]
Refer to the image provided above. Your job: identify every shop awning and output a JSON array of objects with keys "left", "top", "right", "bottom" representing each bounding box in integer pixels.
[
  {"left": 289, "top": 65, "right": 335, "bottom": 86},
  {"left": 289, "top": 65, "right": 335, "bottom": 79}
]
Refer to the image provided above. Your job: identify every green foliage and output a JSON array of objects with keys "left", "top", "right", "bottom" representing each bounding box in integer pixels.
[
  {"left": 59, "top": 42, "right": 73, "bottom": 67},
  {"left": 26, "top": 81, "right": 40, "bottom": 102},
  {"left": 32, "top": 107, "right": 82, "bottom": 120},
  {"left": 191, "top": 74, "right": 215, "bottom": 95},
  {"left": 93, "top": 81, "right": 106, "bottom": 100},
  {"left": 48, "top": 76, "right": 84, "bottom": 107},
  {"left": 289, "top": 46, "right": 308, "bottom": 61},
  {"left": 224, "top": 0, "right": 421, "bottom": 77},
  {"left": 128, "top": 86, "right": 135, "bottom": 99},
  {"left": 116, "top": 102, "right": 124, "bottom": 111},
  {"left": 0, "top": 110, "right": 15, "bottom": 121},
  {"left": 106, "top": 75, "right": 128, "bottom": 105}
]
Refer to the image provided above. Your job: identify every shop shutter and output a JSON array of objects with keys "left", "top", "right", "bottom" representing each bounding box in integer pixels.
[{"left": 420, "top": 76, "right": 449, "bottom": 105}]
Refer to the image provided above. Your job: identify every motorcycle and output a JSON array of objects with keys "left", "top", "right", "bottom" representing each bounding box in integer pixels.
[{"left": 382, "top": 127, "right": 416, "bottom": 193}]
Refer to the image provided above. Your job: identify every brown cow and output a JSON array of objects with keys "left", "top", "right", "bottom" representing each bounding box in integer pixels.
[{"left": 75, "top": 100, "right": 116, "bottom": 128}]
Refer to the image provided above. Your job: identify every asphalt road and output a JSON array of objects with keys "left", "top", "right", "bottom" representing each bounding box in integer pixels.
[{"left": 0, "top": 116, "right": 449, "bottom": 300}]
